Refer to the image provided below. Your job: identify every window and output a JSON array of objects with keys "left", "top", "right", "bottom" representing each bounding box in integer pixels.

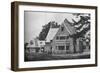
[
  {"left": 40, "top": 42, "right": 42, "bottom": 44},
  {"left": 56, "top": 46, "right": 57, "bottom": 49},
  {"left": 66, "top": 46, "right": 69, "bottom": 50},
  {"left": 30, "top": 40, "right": 34, "bottom": 45},
  {"left": 60, "top": 36, "right": 65, "bottom": 40},
  {"left": 56, "top": 36, "right": 59, "bottom": 40},
  {"left": 66, "top": 36, "right": 69, "bottom": 39},
  {"left": 61, "top": 27, "right": 64, "bottom": 31},
  {"left": 56, "top": 36, "right": 68, "bottom": 40},
  {"left": 58, "top": 46, "right": 65, "bottom": 50}
]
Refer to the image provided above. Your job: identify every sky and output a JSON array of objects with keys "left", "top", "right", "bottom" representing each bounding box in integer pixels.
[{"left": 24, "top": 11, "right": 80, "bottom": 43}]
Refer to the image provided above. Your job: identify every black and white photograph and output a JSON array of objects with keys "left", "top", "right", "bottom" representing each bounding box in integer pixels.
[
  {"left": 24, "top": 11, "right": 91, "bottom": 61},
  {"left": 11, "top": 2, "right": 97, "bottom": 71}
]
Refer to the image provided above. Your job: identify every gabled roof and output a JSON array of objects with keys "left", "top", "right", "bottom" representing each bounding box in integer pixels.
[
  {"left": 63, "top": 19, "right": 76, "bottom": 35},
  {"left": 45, "top": 18, "right": 76, "bottom": 42},
  {"left": 45, "top": 28, "right": 59, "bottom": 42}
]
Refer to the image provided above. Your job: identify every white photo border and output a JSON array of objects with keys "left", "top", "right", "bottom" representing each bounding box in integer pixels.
[{"left": 18, "top": 5, "right": 96, "bottom": 68}]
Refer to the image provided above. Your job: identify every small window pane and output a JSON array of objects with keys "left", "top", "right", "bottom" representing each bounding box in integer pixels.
[
  {"left": 56, "top": 36, "right": 59, "bottom": 40},
  {"left": 66, "top": 46, "right": 69, "bottom": 50},
  {"left": 60, "top": 36, "right": 65, "bottom": 40},
  {"left": 58, "top": 46, "right": 65, "bottom": 50}
]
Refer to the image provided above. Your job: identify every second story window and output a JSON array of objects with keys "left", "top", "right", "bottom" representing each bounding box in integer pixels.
[
  {"left": 60, "top": 36, "right": 66, "bottom": 40},
  {"left": 56, "top": 36, "right": 68, "bottom": 40},
  {"left": 56, "top": 36, "right": 59, "bottom": 40}
]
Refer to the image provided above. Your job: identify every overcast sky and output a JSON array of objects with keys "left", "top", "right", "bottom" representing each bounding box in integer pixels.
[{"left": 24, "top": 11, "right": 80, "bottom": 43}]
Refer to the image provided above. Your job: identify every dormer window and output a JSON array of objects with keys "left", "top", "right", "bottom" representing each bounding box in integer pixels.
[{"left": 61, "top": 27, "right": 64, "bottom": 31}]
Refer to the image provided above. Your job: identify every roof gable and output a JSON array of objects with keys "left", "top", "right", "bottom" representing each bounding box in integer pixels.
[
  {"left": 64, "top": 19, "right": 76, "bottom": 35},
  {"left": 45, "top": 19, "right": 76, "bottom": 42},
  {"left": 54, "top": 23, "right": 70, "bottom": 37}
]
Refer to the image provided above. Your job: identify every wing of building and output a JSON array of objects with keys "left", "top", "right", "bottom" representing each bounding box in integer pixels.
[{"left": 45, "top": 18, "right": 77, "bottom": 54}]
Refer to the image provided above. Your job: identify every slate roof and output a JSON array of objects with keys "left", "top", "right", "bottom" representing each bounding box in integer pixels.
[{"left": 45, "top": 28, "right": 59, "bottom": 42}]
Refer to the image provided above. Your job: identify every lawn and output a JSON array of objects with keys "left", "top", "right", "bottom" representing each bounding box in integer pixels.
[{"left": 24, "top": 52, "right": 90, "bottom": 61}]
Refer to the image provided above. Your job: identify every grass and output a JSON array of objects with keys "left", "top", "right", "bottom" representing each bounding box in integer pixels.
[{"left": 24, "top": 52, "right": 90, "bottom": 62}]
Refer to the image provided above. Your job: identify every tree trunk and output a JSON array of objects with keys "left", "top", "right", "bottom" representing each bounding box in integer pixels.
[{"left": 73, "top": 38, "right": 77, "bottom": 53}]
